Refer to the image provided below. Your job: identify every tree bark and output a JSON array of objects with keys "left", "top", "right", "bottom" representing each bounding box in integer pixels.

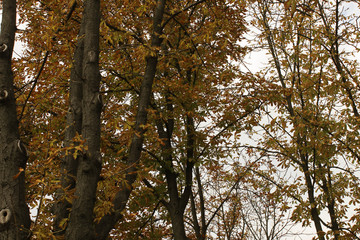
[
  {"left": 169, "top": 209, "right": 189, "bottom": 240},
  {"left": 157, "top": 112, "right": 194, "bottom": 240},
  {"left": 302, "top": 163, "right": 325, "bottom": 240},
  {"left": 167, "top": 116, "right": 194, "bottom": 240},
  {"left": 190, "top": 167, "right": 206, "bottom": 240},
  {"left": 0, "top": 0, "right": 31, "bottom": 239},
  {"left": 94, "top": 1, "right": 166, "bottom": 238},
  {"left": 65, "top": 0, "right": 102, "bottom": 239},
  {"left": 166, "top": 172, "right": 191, "bottom": 240},
  {"left": 53, "top": 12, "right": 85, "bottom": 235}
]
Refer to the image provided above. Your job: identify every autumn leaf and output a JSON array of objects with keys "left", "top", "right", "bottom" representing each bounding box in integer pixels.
[{"left": 13, "top": 168, "right": 24, "bottom": 180}]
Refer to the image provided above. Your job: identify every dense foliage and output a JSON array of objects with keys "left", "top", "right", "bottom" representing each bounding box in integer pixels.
[{"left": 1, "top": 0, "right": 360, "bottom": 239}]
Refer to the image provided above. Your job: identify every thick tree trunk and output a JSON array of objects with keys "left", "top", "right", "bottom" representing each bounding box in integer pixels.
[
  {"left": 65, "top": 0, "right": 102, "bottom": 239},
  {"left": 0, "top": 0, "right": 31, "bottom": 239},
  {"left": 53, "top": 14, "right": 85, "bottom": 235},
  {"left": 94, "top": 1, "right": 166, "bottom": 238},
  {"left": 168, "top": 209, "right": 189, "bottom": 240},
  {"left": 166, "top": 172, "right": 191, "bottom": 240}
]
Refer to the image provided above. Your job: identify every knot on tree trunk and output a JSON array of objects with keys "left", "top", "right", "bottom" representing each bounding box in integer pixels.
[
  {"left": 0, "top": 90, "right": 9, "bottom": 103},
  {"left": 87, "top": 50, "right": 97, "bottom": 63},
  {"left": 0, "top": 208, "right": 11, "bottom": 225}
]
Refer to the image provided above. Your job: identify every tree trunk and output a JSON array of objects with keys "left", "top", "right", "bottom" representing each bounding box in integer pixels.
[
  {"left": 160, "top": 114, "right": 194, "bottom": 240},
  {"left": 168, "top": 208, "right": 189, "bottom": 240},
  {"left": 94, "top": 1, "right": 166, "bottom": 238},
  {"left": 65, "top": 0, "right": 102, "bottom": 239},
  {"left": 262, "top": 5, "right": 326, "bottom": 239},
  {"left": 166, "top": 173, "right": 191, "bottom": 240},
  {"left": 321, "top": 170, "right": 340, "bottom": 240},
  {"left": 53, "top": 12, "right": 85, "bottom": 235},
  {"left": 0, "top": 0, "right": 31, "bottom": 239},
  {"left": 190, "top": 167, "right": 206, "bottom": 240},
  {"left": 302, "top": 164, "right": 325, "bottom": 240}
]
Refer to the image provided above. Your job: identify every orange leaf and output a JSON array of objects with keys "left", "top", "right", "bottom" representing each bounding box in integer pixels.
[{"left": 13, "top": 167, "right": 24, "bottom": 180}]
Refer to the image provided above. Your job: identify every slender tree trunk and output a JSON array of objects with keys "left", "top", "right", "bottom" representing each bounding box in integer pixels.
[
  {"left": 302, "top": 163, "right": 325, "bottom": 240},
  {"left": 162, "top": 114, "right": 194, "bottom": 240},
  {"left": 94, "top": 1, "right": 166, "bottom": 238},
  {"left": 190, "top": 192, "right": 202, "bottom": 240},
  {"left": 261, "top": 4, "right": 326, "bottom": 239},
  {"left": 53, "top": 13, "right": 85, "bottom": 235},
  {"left": 0, "top": 0, "right": 31, "bottom": 239},
  {"left": 321, "top": 170, "right": 340, "bottom": 240},
  {"left": 196, "top": 167, "right": 207, "bottom": 238},
  {"left": 66, "top": 0, "right": 102, "bottom": 239},
  {"left": 190, "top": 167, "right": 206, "bottom": 240}
]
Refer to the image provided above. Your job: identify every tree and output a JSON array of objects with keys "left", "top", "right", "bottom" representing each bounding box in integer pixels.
[
  {"left": 248, "top": 0, "right": 360, "bottom": 239},
  {"left": 0, "top": 0, "right": 31, "bottom": 238},
  {"left": 5, "top": 0, "right": 168, "bottom": 238},
  {"left": 132, "top": 1, "right": 249, "bottom": 239},
  {"left": 64, "top": 0, "right": 102, "bottom": 238},
  {"left": 3, "top": 0, "right": 360, "bottom": 239},
  {"left": 9, "top": 0, "right": 250, "bottom": 238}
]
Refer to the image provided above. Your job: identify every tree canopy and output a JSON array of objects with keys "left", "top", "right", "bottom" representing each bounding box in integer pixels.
[{"left": 1, "top": 0, "right": 360, "bottom": 239}]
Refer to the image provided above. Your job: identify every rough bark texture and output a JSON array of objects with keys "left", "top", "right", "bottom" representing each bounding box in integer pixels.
[
  {"left": 65, "top": 0, "right": 102, "bottom": 239},
  {"left": 0, "top": 0, "right": 31, "bottom": 239},
  {"left": 53, "top": 15, "right": 85, "bottom": 235},
  {"left": 94, "top": 1, "right": 166, "bottom": 238}
]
